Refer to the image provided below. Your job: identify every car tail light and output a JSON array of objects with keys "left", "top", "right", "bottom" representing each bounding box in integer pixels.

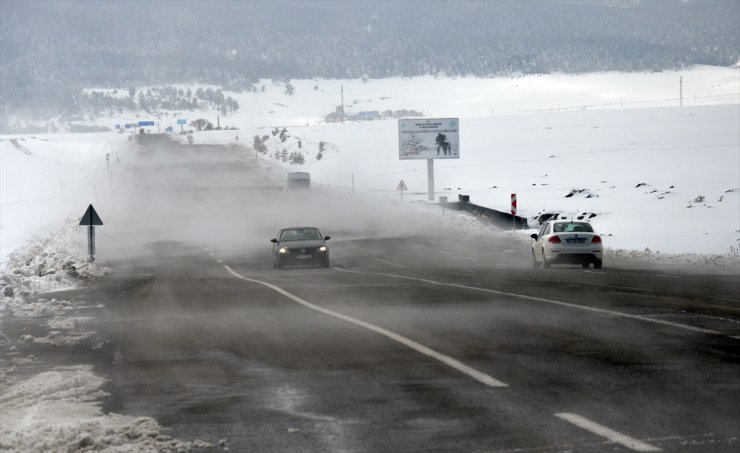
[
  {"left": 591, "top": 235, "right": 602, "bottom": 244},
  {"left": 548, "top": 235, "right": 561, "bottom": 244}
]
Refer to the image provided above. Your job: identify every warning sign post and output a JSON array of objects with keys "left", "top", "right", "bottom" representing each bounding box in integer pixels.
[
  {"left": 397, "top": 180, "right": 408, "bottom": 205},
  {"left": 79, "top": 204, "right": 103, "bottom": 262}
]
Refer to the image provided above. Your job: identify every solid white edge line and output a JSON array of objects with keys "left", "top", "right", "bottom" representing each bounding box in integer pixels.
[
  {"left": 555, "top": 412, "right": 662, "bottom": 452},
  {"left": 332, "top": 267, "right": 725, "bottom": 337},
  {"left": 222, "top": 264, "right": 507, "bottom": 388}
]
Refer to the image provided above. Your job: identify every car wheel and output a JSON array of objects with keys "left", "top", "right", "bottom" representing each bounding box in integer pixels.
[
  {"left": 320, "top": 258, "right": 331, "bottom": 268},
  {"left": 276, "top": 259, "right": 284, "bottom": 270},
  {"left": 542, "top": 249, "right": 551, "bottom": 268},
  {"left": 593, "top": 260, "right": 603, "bottom": 269},
  {"left": 531, "top": 251, "right": 541, "bottom": 268},
  {"left": 582, "top": 262, "right": 590, "bottom": 269}
]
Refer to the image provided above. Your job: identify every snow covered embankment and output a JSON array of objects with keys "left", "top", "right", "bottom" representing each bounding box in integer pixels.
[
  {"left": 0, "top": 365, "right": 213, "bottom": 452},
  {"left": 0, "top": 222, "right": 216, "bottom": 452}
]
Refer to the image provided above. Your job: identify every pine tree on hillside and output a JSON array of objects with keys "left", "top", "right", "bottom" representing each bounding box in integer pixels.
[{"left": 289, "top": 151, "right": 305, "bottom": 165}]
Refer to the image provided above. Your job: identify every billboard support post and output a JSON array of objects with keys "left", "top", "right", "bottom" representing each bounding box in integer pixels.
[{"left": 427, "top": 159, "right": 434, "bottom": 201}]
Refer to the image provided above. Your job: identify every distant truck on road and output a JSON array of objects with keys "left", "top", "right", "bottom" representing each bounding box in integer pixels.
[{"left": 287, "top": 172, "right": 311, "bottom": 191}]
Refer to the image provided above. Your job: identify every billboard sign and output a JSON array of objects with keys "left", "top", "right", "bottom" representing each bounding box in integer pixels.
[
  {"left": 398, "top": 118, "right": 459, "bottom": 160},
  {"left": 176, "top": 119, "right": 187, "bottom": 125},
  {"left": 138, "top": 120, "right": 155, "bottom": 127}
]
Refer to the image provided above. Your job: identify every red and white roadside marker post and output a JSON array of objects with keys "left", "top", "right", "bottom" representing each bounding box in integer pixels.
[{"left": 511, "top": 193, "right": 517, "bottom": 232}]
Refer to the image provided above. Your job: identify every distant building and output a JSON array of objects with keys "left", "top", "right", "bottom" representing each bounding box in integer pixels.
[
  {"left": 324, "top": 106, "right": 346, "bottom": 123},
  {"left": 324, "top": 109, "right": 380, "bottom": 123},
  {"left": 358, "top": 111, "right": 380, "bottom": 120}
]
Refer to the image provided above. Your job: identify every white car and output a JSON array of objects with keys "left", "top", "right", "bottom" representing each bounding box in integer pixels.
[{"left": 531, "top": 220, "right": 603, "bottom": 269}]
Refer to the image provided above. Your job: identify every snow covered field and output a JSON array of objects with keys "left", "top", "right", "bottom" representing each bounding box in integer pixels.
[
  {"left": 2, "top": 66, "right": 739, "bottom": 264},
  {"left": 178, "top": 66, "right": 740, "bottom": 255}
]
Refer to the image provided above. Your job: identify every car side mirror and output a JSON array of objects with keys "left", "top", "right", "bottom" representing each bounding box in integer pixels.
[
  {"left": 324, "top": 236, "right": 331, "bottom": 241},
  {"left": 270, "top": 238, "right": 278, "bottom": 243},
  {"left": 530, "top": 234, "right": 538, "bottom": 240}
]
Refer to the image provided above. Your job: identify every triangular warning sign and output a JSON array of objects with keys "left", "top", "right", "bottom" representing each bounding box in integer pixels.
[
  {"left": 396, "top": 180, "right": 408, "bottom": 191},
  {"left": 79, "top": 204, "right": 103, "bottom": 226}
]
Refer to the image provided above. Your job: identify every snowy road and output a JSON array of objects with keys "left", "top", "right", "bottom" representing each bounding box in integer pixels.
[{"left": 4, "top": 138, "right": 740, "bottom": 452}]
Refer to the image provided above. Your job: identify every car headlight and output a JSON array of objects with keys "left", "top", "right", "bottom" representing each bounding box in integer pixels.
[
  {"left": 278, "top": 247, "right": 289, "bottom": 254},
  {"left": 318, "top": 246, "right": 327, "bottom": 252}
]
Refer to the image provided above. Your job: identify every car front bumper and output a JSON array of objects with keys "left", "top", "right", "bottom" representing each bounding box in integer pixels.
[{"left": 276, "top": 250, "right": 329, "bottom": 267}]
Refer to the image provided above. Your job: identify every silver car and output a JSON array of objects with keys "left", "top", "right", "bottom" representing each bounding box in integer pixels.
[{"left": 531, "top": 220, "right": 603, "bottom": 269}]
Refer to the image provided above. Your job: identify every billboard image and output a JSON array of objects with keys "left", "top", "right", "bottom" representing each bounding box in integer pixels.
[{"left": 398, "top": 118, "right": 459, "bottom": 160}]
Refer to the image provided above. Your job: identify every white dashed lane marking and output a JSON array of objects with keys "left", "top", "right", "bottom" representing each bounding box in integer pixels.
[
  {"left": 222, "top": 264, "right": 508, "bottom": 388},
  {"left": 555, "top": 413, "right": 662, "bottom": 451}
]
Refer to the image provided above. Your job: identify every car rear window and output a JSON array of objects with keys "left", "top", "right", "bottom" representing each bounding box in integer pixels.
[{"left": 553, "top": 222, "right": 593, "bottom": 233}]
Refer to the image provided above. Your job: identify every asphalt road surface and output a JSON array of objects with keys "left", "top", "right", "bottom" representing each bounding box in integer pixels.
[{"left": 21, "top": 137, "right": 740, "bottom": 452}]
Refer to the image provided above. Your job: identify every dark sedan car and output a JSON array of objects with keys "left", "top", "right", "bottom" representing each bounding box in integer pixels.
[{"left": 271, "top": 226, "right": 331, "bottom": 269}]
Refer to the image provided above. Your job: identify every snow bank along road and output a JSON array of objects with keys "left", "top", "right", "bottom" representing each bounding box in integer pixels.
[{"left": 8, "top": 138, "right": 740, "bottom": 452}]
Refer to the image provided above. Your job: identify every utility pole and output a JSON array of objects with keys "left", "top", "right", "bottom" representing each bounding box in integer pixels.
[
  {"left": 340, "top": 85, "right": 345, "bottom": 122},
  {"left": 680, "top": 76, "right": 683, "bottom": 107},
  {"left": 106, "top": 153, "right": 112, "bottom": 188}
]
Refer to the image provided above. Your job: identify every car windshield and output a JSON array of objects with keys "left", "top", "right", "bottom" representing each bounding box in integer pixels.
[
  {"left": 280, "top": 229, "right": 322, "bottom": 241},
  {"left": 553, "top": 222, "right": 593, "bottom": 233}
]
